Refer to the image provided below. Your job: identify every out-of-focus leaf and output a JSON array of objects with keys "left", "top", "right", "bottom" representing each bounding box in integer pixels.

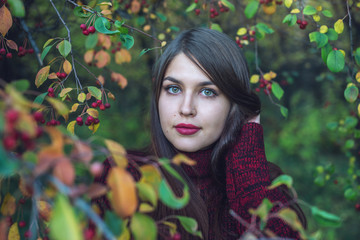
[
  {"left": 94, "top": 50, "right": 111, "bottom": 68},
  {"left": 311, "top": 206, "right": 342, "bottom": 227},
  {"left": 268, "top": 174, "right": 293, "bottom": 189},
  {"left": 303, "top": 5, "right": 317, "bottom": 15},
  {"left": 130, "top": 213, "right": 157, "bottom": 240},
  {"left": 104, "top": 139, "right": 127, "bottom": 168},
  {"left": 95, "top": 17, "right": 120, "bottom": 35},
  {"left": 53, "top": 159, "right": 75, "bottom": 186},
  {"left": 7, "top": 0, "right": 25, "bottom": 17},
  {"left": 244, "top": 0, "right": 259, "bottom": 19},
  {"left": 185, "top": 3, "right": 197, "bottom": 13},
  {"left": 119, "top": 34, "right": 134, "bottom": 50},
  {"left": 10, "top": 79, "right": 29, "bottom": 92},
  {"left": 271, "top": 82, "right": 284, "bottom": 100},
  {"left": 73, "top": 6, "right": 91, "bottom": 17},
  {"left": 85, "top": 33, "right": 98, "bottom": 50},
  {"left": 0, "top": 193, "right": 16, "bottom": 216},
  {"left": 8, "top": 222, "right": 20, "bottom": 240}
]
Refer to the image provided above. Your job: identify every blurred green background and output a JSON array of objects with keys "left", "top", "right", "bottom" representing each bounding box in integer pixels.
[{"left": 0, "top": 0, "right": 359, "bottom": 239}]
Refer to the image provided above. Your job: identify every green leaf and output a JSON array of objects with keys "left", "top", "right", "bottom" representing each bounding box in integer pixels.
[
  {"left": 7, "top": 0, "right": 25, "bottom": 18},
  {"left": 156, "top": 12, "right": 167, "bottom": 22},
  {"left": 137, "top": 182, "right": 157, "bottom": 207},
  {"left": 210, "top": 23, "right": 223, "bottom": 32},
  {"left": 271, "top": 82, "right": 284, "bottom": 100},
  {"left": 344, "top": 139, "right": 355, "bottom": 149},
  {"left": 50, "top": 194, "right": 83, "bottom": 240},
  {"left": 43, "top": 39, "right": 55, "bottom": 49},
  {"left": 41, "top": 44, "right": 54, "bottom": 61},
  {"left": 280, "top": 106, "right": 288, "bottom": 118},
  {"left": 221, "top": 0, "right": 235, "bottom": 12},
  {"left": 10, "top": 79, "right": 29, "bottom": 92},
  {"left": 344, "top": 116, "right": 358, "bottom": 128},
  {"left": 311, "top": 206, "right": 342, "bottom": 228},
  {"left": 95, "top": 17, "right": 120, "bottom": 35},
  {"left": 309, "top": 32, "right": 328, "bottom": 48},
  {"left": 327, "top": 50, "right": 345, "bottom": 72},
  {"left": 0, "top": 145, "right": 19, "bottom": 176},
  {"left": 73, "top": 6, "right": 92, "bottom": 17},
  {"left": 268, "top": 174, "right": 293, "bottom": 189},
  {"left": 244, "top": 0, "right": 259, "bottom": 19},
  {"left": 34, "top": 92, "right": 49, "bottom": 105},
  {"left": 321, "top": 44, "right": 332, "bottom": 64},
  {"left": 303, "top": 5, "right": 317, "bottom": 15},
  {"left": 169, "top": 26, "right": 180, "bottom": 32},
  {"left": 130, "top": 213, "right": 157, "bottom": 240},
  {"left": 88, "top": 86, "right": 102, "bottom": 100},
  {"left": 104, "top": 211, "right": 123, "bottom": 236},
  {"left": 256, "top": 23, "right": 274, "bottom": 34},
  {"left": 326, "top": 28, "right": 338, "bottom": 41},
  {"left": 114, "top": 20, "right": 125, "bottom": 28},
  {"left": 354, "top": 48, "right": 360, "bottom": 66},
  {"left": 282, "top": 14, "right": 297, "bottom": 26},
  {"left": 185, "top": 3, "right": 197, "bottom": 13},
  {"left": 58, "top": 40, "right": 71, "bottom": 58},
  {"left": 344, "top": 84, "right": 359, "bottom": 103},
  {"left": 344, "top": 188, "right": 357, "bottom": 201},
  {"left": 322, "top": 10, "right": 333, "bottom": 17},
  {"left": 85, "top": 33, "right": 98, "bottom": 50},
  {"left": 120, "top": 34, "right": 134, "bottom": 50},
  {"left": 139, "top": 48, "right": 155, "bottom": 58},
  {"left": 173, "top": 216, "right": 203, "bottom": 238},
  {"left": 47, "top": 98, "right": 69, "bottom": 116},
  {"left": 249, "top": 198, "right": 273, "bottom": 220}
]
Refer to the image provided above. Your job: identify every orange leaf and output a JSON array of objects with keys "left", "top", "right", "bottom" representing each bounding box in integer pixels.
[
  {"left": 262, "top": 1, "right": 277, "bottom": 15},
  {"left": 53, "top": 158, "right": 75, "bottom": 186},
  {"left": 97, "top": 75, "right": 105, "bottom": 86},
  {"left": 6, "top": 40, "right": 18, "bottom": 51},
  {"left": 37, "top": 200, "right": 52, "bottom": 221},
  {"left": 63, "top": 59, "right": 72, "bottom": 75},
  {"left": 0, "top": 193, "right": 16, "bottom": 216},
  {"left": 104, "top": 139, "right": 127, "bottom": 168},
  {"left": 115, "top": 49, "right": 131, "bottom": 64},
  {"left": 111, "top": 72, "right": 128, "bottom": 89},
  {"left": 86, "top": 92, "right": 92, "bottom": 100},
  {"left": 107, "top": 167, "right": 138, "bottom": 218},
  {"left": 108, "top": 91, "right": 115, "bottom": 100},
  {"left": 94, "top": 50, "right": 110, "bottom": 68},
  {"left": 84, "top": 50, "right": 94, "bottom": 64},
  {"left": 48, "top": 72, "right": 58, "bottom": 79},
  {"left": 0, "top": 6, "right": 12, "bottom": 37},
  {"left": 35, "top": 146, "right": 65, "bottom": 176},
  {"left": 172, "top": 154, "right": 196, "bottom": 166},
  {"left": 35, "top": 66, "right": 50, "bottom": 88},
  {"left": 71, "top": 141, "right": 93, "bottom": 164},
  {"left": 131, "top": 0, "right": 141, "bottom": 14}
]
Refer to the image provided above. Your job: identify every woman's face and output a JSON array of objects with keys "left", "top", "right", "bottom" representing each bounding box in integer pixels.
[{"left": 158, "top": 53, "right": 231, "bottom": 152}]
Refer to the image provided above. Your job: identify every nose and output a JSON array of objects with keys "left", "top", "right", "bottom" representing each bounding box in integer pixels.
[{"left": 179, "top": 93, "right": 196, "bottom": 116}]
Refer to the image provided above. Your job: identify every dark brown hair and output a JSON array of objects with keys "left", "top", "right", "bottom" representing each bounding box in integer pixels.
[{"left": 149, "top": 28, "right": 306, "bottom": 239}]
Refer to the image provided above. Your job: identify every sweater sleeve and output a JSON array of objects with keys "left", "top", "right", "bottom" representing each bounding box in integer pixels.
[{"left": 225, "top": 123, "right": 300, "bottom": 239}]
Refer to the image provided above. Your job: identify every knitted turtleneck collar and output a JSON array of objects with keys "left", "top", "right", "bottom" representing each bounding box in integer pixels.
[{"left": 180, "top": 148, "right": 214, "bottom": 178}]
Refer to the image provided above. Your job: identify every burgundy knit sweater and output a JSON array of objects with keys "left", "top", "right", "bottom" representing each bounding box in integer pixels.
[{"left": 93, "top": 123, "right": 300, "bottom": 239}]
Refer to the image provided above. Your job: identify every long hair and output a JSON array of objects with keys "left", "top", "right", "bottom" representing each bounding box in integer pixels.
[{"left": 150, "top": 28, "right": 306, "bottom": 238}]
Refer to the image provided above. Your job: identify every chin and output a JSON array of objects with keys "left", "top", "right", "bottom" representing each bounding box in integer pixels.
[{"left": 173, "top": 142, "right": 203, "bottom": 153}]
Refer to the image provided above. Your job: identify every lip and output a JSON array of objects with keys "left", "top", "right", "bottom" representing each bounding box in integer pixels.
[{"left": 175, "top": 123, "right": 200, "bottom": 135}]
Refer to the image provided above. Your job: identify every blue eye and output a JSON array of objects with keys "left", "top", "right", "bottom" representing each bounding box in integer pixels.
[
  {"left": 167, "top": 86, "right": 181, "bottom": 94},
  {"left": 201, "top": 89, "right": 216, "bottom": 97}
]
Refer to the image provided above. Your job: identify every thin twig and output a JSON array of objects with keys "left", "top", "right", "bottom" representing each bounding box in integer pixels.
[
  {"left": 74, "top": 58, "right": 104, "bottom": 89},
  {"left": 229, "top": 209, "right": 264, "bottom": 237},
  {"left": 346, "top": 0, "right": 355, "bottom": 76},
  {"left": 19, "top": 19, "right": 43, "bottom": 67},
  {"left": 49, "top": 0, "right": 83, "bottom": 94}
]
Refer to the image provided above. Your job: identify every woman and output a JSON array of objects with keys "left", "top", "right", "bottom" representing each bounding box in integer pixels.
[{"left": 94, "top": 28, "right": 306, "bottom": 239}]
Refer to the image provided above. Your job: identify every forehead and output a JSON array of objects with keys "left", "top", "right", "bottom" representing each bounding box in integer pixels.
[{"left": 163, "top": 53, "right": 212, "bottom": 85}]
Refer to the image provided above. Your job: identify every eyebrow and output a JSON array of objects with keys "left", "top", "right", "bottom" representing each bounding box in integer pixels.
[{"left": 163, "top": 76, "right": 214, "bottom": 86}]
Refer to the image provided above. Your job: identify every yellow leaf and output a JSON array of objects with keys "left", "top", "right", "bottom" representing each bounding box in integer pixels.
[
  {"left": 63, "top": 60, "right": 72, "bottom": 75},
  {"left": 111, "top": 72, "right": 128, "bottom": 89},
  {"left": 139, "top": 165, "right": 162, "bottom": 189},
  {"left": 339, "top": 49, "right": 345, "bottom": 57},
  {"left": 48, "top": 72, "right": 58, "bottom": 79},
  {"left": 172, "top": 154, "right": 196, "bottom": 166},
  {"left": 150, "top": 13, "right": 156, "bottom": 19},
  {"left": 356, "top": 71, "right": 360, "bottom": 82},
  {"left": 158, "top": 33, "right": 166, "bottom": 41},
  {"left": 316, "top": 6, "right": 322, "bottom": 11},
  {"left": 284, "top": 0, "right": 292, "bottom": 8},
  {"left": 263, "top": 73, "right": 271, "bottom": 81},
  {"left": 334, "top": 19, "right": 344, "bottom": 34},
  {"left": 269, "top": 71, "right": 277, "bottom": 79},
  {"left": 86, "top": 108, "right": 99, "bottom": 118},
  {"left": 35, "top": 66, "right": 50, "bottom": 88},
  {"left": 94, "top": 50, "right": 111, "bottom": 68},
  {"left": 262, "top": 1, "right": 276, "bottom": 15},
  {"left": 59, "top": 87, "right": 73, "bottom": 98},
  {"left": 84, "top": 50, "right": 94, "bottom": 64},
  {"left": 98, "top": 1, "right": 112, "bottom": 6},
  {"left": 319, "top": 25, "right": 328, "bottom": 33},
  {"left": 78, "top": 93, "right": 86, "bottom": 103},
  {"left": 139, "top": 203, "right": 155, "bottom": 213},
  {"left": 143, "top": 25, "right": 151, "bottom": 32},
  {"left": 117, "top": 227, "right": 130, "bottom": 240},
  {"left": 290, "top": 9, "right": 300, "bottom": 14},
  {"left": 1, "top": 193, "right": 16, "bottom": 216},
  {"left": 47, "top": 98, "right": 69, "bottom": 119},
  {"left": 107, "top": 167, "right": 138, "bottom": 218},
  {"left": 67, "top": 121, "right": 76, "bottom": 134},
  {"left": 0, "top": 6, "right": 13, "bottom": 37},
  {"left": 250, "top": 74, "right": 260, "bottom": 84},
  {"left": 104, "top": 139, "right": 128, "bottom": 168},
  {"left": 8, "top": 223, "right": 20, "bottom": 240},
  {"left": 108, "top": 92, "right": 116, "bottom": 100},
  {"left": 161, "top": 41, "right": 167, "bottom": 47},
  {"left": 237, "top": 27, "right": 247, "bottom": 36},
  {"left": 88, "top": 122, "right": 100, "bottom": 134},
  {"left": 70, "top": 103, "right": 79, "bottom": 113},
  {"left": 313, "top": 14, "right": 320, "bottom": 22},
  {"left": 37, "top": 200, "right": 52, "bottom": 221}
]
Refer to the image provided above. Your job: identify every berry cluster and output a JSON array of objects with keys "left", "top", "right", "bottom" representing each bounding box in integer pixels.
[
  {"left": 236, "top": 30, "right": 256, "bottom": 48},
  {"left": 76, "top": 115, "right": 100, "bottom": 126},
  {"left": 260, "top": 0, "right": 283, "bottom": 4},
  {"left": 0, "top": 48, "right": 13, "bottom": 59},
  {"left": 56, "top": 72, "right": 67, "bottom": 79},
  {"left": 91, "top": 99, "right": 111, "bottom": 111},
  {"left": 47, "top": 87, "right": 55, "bottom": 98},
  {"left": 296, "top": 19, "right": 308, "bottom": 30},
  {"left": 80, "top": 24, "right": 96, "bottom": 36},
  {"left": 193, "top": 0, "right": 229, "bottom": 17},
  {"left": 17, "top": 46, "right": 34, "bottom": 57},
  {"left": 111, "top": 42, "right": 122, "bottom": 54},
  {"left": 255, "top": 77, "right": 273, "bottom": 95},
  {"left": 2, "top": 109, "right": 44, "bottom": 151}
]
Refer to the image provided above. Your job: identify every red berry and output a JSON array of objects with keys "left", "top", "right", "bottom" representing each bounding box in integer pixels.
[
  {"left": 21, "top": 133, "right": 31, "bottom": 142},
  {"left": 302, "top": 20, "right": 308, "bottom": 26},
  {"left": 210, "top": 13, "right": 215, "bottom": 18},
  {"left": 236, "top": 39, "right": 241, "bottom": 44},
  {"left": 48, "top": 92, "right": 55, "bottom": 98},
  {"left": 80, "top": 24, "right": 87, "bottom": 30},
  {"left": 6, "top": 53, "right": 12, "bottom": 59},
  {"left": 296, "top": 19, "right": 301, "bottom": 24},
  {"left": 172, "top": 233, "right": 181, "bottom": 240},
  {"left": 60, "top": 72, "right": 67, "bottom": 79},
  {"left": 0, "top": 48, "right": 5, "bottom": 55},
  {"left": 276, "top": 1, "right": 283, "bottom": 5},
  {"left": 238, "top": 44, "right": 243, "bottom": 48},
  {"left": 19, "top": 46, "right": 24, "bottom": 52},
  {"left": 266, "top": 84, "right": 272, "bottom": 91},
  {"left": 3, "top": 136, "right": 16, "bottom": 151},
  {"left": 249, "top": 30, "right": 256, "bottom": 35},
  {"left": 87, "top": 116, "right": 94, "bottom": 123},
  {"left": 50, "top": 119, "right": 57, "bottom": 126},
  {"left": 104, "top": 103, "right": 111, "bottom": 109},
  {"left": 210, "top": 8, "right": 215, "bottom": 13},
  {"left": 333, "top": 179, "right": 338, "bottom": 184},
  {"left": 56, "top": 72, "right": 61, "bottom": 78},
  {"left": 83, "top": 30, "right": 89, "bottom": 36},
  {"left": 99, "top": 104, "right": 106, "bottom": 111},
  {"left": 84, "top": 228, "right": 95, "bottom": 240},
  {"left": 264, "top": 89, "right": 270, "bottom": 95},
  {"left": 220, "top": 7, "right": 225, "bottom": 12},
  {"left": 27, "top": 49, "right": 34, "bottom": 54},
  {"left": 76, "top": 117, "right": 83, "bottom": 126},
  {"left": 96, "top": 100, "right": 102, "bottom": 105},
  {"left": 242, "top": 36, "right": 248, "bottom": 40},
  {"left": 111, "top": 49, "right": 116, "bottom": 54},
  {"left": 250, "top": 37, "right": 255, "bottom": 42},
  {"left": 94, "top": 118, "right": 100, "bottom": 124},
  {"left": 5, "top": 109, "right": 19, "bottom": 122},
  {"left": 355, "top": 203, "right": 360, "bottom": 211},
  {"left": 85, "top": 120, "right": 91, "bottom": 126},
  {"left": 195, "top": 9, "right": 200, "bottom": 15},
  {"left": 91, "top": 102, "right": 98, "bottom": 108},
  {"left": 19, "top": 221, "right": 26, "bottom": 227},
  {"left": 117, "top": 42, "right": 122, "bottom": 47},
  {"left": 194, "top": 0, "right": 198, "bottom": 3},
  {"left": 333, "top": 47, "right": 338, "bottom": 51},
  {"left": 19, "top": 198, "right": 26, "bottom": 204},
  {"left": 255, "top": 88, "right": 260, "bottom": 92},
  {"left": 48, "top": 87, "right": 54, "bottom": 93},
  {"left": 33, "top": 112, "right": 44, "bottom": 122},
  {"left": 214, "top": 11, "right": 219, "bottom": 16},
  {"left": 299, "top": 24, "right": 306, "bottom": 29},
  {"left": 24, "top": 230, "right": 31, "bottom": 238},
  {"left": 88, "top": 26, "right": 95, "bottom": 33},
  {"left": 260, "top": 0, "right": 265, "bottom": 4}
]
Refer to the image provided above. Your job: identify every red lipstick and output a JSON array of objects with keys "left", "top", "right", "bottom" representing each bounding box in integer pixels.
[{"left": 175, "top": 123, "right": 200, "bottom": 135}]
